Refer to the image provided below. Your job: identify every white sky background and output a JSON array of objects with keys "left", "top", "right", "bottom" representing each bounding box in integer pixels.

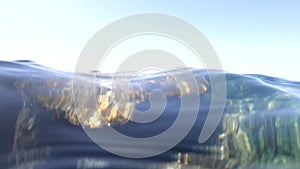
[{"left": 0, "top": 0, "right": 299, "bottom": 80}]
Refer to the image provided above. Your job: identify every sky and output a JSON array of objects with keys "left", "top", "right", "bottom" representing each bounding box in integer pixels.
[{"left": 0, "top": 0, "right": 299, "bottom": 80}]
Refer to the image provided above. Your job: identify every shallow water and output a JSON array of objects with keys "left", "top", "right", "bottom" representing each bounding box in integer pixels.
[{"left": 1, "top": 60, "right": 300, "bottom": 169}]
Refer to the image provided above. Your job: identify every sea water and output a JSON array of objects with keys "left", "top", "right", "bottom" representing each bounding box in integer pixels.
[{"left": 1, "top": 60, "right": 300, "bottom": 169}]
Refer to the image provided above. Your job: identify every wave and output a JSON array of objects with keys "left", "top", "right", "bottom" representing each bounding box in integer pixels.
[{"left": 1, "top": 60, "right": 300, "bottom": 169}]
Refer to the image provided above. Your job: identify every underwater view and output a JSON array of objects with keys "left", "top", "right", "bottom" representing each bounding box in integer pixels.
[
  {"left": 1, "top": 60, "right": 300, "bottom": 169},
  {"left": 1, "top": 0, "right": 299, "bottom": 168}
]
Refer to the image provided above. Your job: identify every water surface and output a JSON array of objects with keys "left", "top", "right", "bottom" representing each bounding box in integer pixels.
[{"left": 1, "top": 61, "right": 300, "bottom": 169}]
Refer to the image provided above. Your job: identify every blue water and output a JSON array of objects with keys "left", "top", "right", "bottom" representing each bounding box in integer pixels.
[{"left": 1, "top": 60, "right": 300, "bottom": 169}]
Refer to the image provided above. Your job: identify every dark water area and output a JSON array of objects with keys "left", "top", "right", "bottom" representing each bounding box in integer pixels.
[{"left": 1, "top": 60, "right": 300, "bottom": 169}]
